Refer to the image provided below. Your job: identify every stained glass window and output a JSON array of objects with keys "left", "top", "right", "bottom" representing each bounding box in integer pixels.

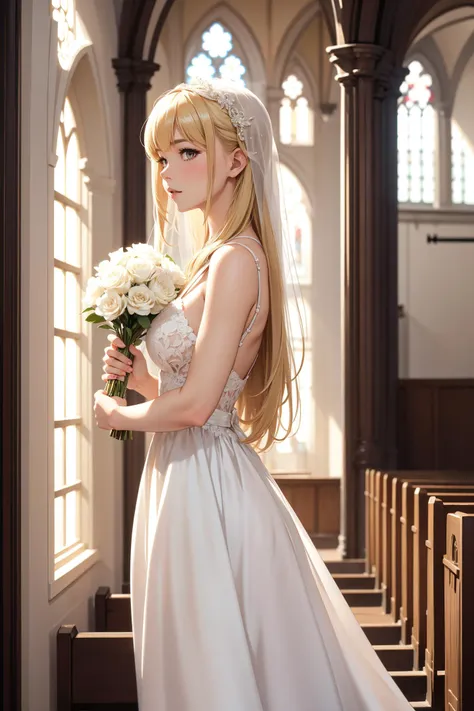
[
  {"left": 451, "top": 121, "right": 474, "bottom": 205},
  {"left": 280, "top": 74, "right": 313, "bottom": 145},
  {"left": 53, "top": 98, "right": 86, "bottom": 574},
  {"left": 51, "top": 0, "right": 77, "bottom": 70},
  {"left": 186, "top": 22, "right": 247, "bottom": 86},
  {"left": 398, "top": 60, "right": 436, "bottom": 203}
]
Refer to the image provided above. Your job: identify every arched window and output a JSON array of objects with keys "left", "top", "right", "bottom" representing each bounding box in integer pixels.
[
  {"left": 451, "top": 121, "right": 474, "bottom": 205},
  {"left": 263, "top": 165, "right": 313, "bottom": 472},
  {"left": 53, "top": 97, "right": 86, "bottom": 571},
  {"left": 186, "top": 22, "right": 247, "bottom": 86},
  {"left": 398, "top": 60, "right": 436, "bottom": 204},
  {"left": 279, "top": 74, "right": 313, "bottom": 146},
  {"left": 280, "top": 163, "right": 312, "bottom": 284}
]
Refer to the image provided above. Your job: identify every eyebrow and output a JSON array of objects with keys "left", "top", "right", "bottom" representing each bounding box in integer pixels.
[{"left": 170, "top": 139, "right": 190, "bottom": 145}]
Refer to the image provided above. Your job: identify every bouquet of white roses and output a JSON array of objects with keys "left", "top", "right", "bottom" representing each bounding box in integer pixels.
[{"left": 83, "top": 243, "right": 185, "bottom": 440}]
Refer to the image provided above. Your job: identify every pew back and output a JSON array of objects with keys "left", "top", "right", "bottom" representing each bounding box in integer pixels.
[
  {"left": 378, "top": 470, "right": 459, "bottom": 614},
  {"left": 389, "top": 472, "right": 474, "bottom": 621},
  {"left": 400, "top": 484, "right": 474, "bottom": 647},
  {"left": 444, "top": 512, "right": 474, "bottom": 711},
  {"left": 411, "top": 488, "right": 474, "bottom": 669},
  {"left": 425, "top": 500, "right": 474, "bottom": 708}
]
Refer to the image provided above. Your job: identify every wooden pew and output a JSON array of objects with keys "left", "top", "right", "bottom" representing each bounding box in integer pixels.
[
  {"left": 57, "top": 624, "right": 137, "bottom": 710},
  {"left": 390, "top": 471, "right": 474, "bottom": 622},
  {"left": 400, "top": 484, "right": 474, "bottom": 647},
  {"left": 365, "top": 468, "right": 377, "bottom": 575},
  {"left": 425, "top": 499, "right": 474, "bottom": 709},
  {"left": 378, "top": 470, "right": 444, "bottom": 614},
  {"left": 444, "top": 512, "right": 474, "bottom": 711},
  {"left": 411, "top": 488, "right": 474, "bottom": 670},
  {"left": 95, "top": 586, "right": 132, "bottom": 632}
]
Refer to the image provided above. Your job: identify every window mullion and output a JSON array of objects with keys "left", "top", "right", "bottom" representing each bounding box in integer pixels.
[{"left": 437, "top": 107, "right": 452, "bottom": 208}]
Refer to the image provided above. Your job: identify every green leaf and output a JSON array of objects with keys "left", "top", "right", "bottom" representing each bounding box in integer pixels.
[
  {"left": 85, "top": 313, "right": 106, "bottom": 324},
  {"left": 125, "top": 327, "right": 133, "bottom": 343},
  {"left": 134, "top": 338, "right": 142, "bottom": 346},
  {"left": 137, "top": 316, "right": 150, "bottom": 330},
  {"left": 98, "top": 324, "right": 114, "bottom": 330},
  {"left": 164, "top": 253, "right": 176, "bottom": 264},
  {"left": 82, "top": 306, "right": 95, "bottom": 313}
]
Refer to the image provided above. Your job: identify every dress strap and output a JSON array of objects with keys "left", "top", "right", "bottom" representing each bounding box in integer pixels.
[{"left": 226, "top": 240, "right": 262, "bottom": 348}]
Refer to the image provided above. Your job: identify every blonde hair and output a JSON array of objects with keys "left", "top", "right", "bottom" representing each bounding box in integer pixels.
[{"left": 143, "top": 86, "right": 304, "bottom": 452}]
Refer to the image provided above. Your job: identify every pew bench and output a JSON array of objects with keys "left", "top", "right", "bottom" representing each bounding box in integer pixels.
[
  {"left": 57, "top": 625, "right": 137, "bottom": 710},
  {"left": 95, "top": 586, "right": 132, "bottom": 632}
]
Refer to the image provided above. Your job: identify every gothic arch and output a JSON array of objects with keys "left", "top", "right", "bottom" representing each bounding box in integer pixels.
[
  {"left": 451, "top": 31, "right": 474, "bottom": 109},
  {"left": 272, "top": 3, "right": 322, "bottom": 88},
  {"left": 51, "top": 47, "right": 113, "bottom": 183},
  {"left": 183, "top": 3, "right": 266, "bottom": 100}
]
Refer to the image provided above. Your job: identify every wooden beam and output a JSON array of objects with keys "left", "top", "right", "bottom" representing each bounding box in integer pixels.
[{"left": 0, "top": 1, "right": 22, "bottom": 709}]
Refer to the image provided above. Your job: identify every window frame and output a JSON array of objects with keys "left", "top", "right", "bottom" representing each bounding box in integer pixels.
[{"left": 48, "top": 92, "right": 98, "bottom": 600}]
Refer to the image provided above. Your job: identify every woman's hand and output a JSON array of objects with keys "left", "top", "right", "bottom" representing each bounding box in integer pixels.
[
  {"left": 102, "top": 335, "right": 150, "bottom": 392},
  {"left": 93, "top": 390, "right": 127, "bottom": 429}
]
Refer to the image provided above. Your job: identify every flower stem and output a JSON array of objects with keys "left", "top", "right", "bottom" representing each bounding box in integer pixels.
[{"left": 105, "top": 345, "right": 134, "bottom": 440}]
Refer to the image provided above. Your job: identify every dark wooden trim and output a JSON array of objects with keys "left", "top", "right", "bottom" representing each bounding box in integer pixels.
[
  {"left": 273, "top": 475, "right": 340, "bottom": 543},
  {"left": 0, "top": 1, "right": 22, "bottom": 710},
  {"left": 398, "top": 379, "right": 474, "bottom": 470}
]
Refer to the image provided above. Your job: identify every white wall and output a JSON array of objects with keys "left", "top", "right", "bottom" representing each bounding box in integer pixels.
[
  {"left": 21, "top": 1, "right": 123, "bottom": 709},
  {"left": 398, "top": 213, "right": 474, "bottom": 378}
]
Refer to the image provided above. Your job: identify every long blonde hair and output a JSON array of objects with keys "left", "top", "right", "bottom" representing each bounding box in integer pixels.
[{"left": 143, "top": 86, "right": 304, "bottom": 452}]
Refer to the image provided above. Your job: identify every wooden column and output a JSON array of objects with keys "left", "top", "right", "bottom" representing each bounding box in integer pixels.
[
  {"left": 112, "top": 57, "right": 159, "bottom": 586},
  {"left": 0, "top": 0, "right": 21, "bottom": 709},
  {"left": 327, "top": 44, "right": 407, "bottom": 558}
]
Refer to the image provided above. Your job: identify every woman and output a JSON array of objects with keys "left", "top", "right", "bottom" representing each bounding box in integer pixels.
[{"left": 93, "top": 79, "right": 412, "bottom": 710}]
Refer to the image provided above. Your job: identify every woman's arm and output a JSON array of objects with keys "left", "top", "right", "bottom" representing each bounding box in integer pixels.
[{"left": 109, "top": 245, "right": 259, "bottom": 433}]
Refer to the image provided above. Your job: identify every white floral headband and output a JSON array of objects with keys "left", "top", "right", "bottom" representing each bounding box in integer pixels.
[{"left": 184, "top": 77, "right": 254, "bottom": 143}]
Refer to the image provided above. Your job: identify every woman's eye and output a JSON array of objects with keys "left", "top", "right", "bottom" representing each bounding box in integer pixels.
[
  {"left": 180, "top": 148, "right": 199, "bottom": 161},
  {"left": 157, "top": 156, "right": 167, "bottom": 167}
]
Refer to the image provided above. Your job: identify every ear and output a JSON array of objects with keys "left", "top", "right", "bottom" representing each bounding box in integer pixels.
[{"left": 228, "top": 148, "right": 248, "bottom": 178}]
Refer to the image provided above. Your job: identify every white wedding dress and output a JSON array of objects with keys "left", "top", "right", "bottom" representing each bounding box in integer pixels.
[{"left": 130, "top": 238, "right": 412, "bottom": 710}]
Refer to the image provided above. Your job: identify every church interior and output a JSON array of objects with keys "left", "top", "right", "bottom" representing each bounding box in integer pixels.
[{"left": 2, "top": 0, "right": 474, "bottom": 709}]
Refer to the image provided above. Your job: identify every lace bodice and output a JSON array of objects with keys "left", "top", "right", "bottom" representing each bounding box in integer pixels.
[
  {"left": 145, "top": 236, "right": 263, "bottom": 425},
  {"left": 146, "top": 297, "right": 248, "bottom": 413}
]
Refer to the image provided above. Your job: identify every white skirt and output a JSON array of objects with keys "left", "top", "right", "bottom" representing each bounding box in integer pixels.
[{"left": 130, "top": 425, "right": 412, "bottom": 711}]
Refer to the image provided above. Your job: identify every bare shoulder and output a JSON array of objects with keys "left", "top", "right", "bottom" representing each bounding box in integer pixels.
[{"left": 205, "top": 239, "right": 263, "bottom": 309}]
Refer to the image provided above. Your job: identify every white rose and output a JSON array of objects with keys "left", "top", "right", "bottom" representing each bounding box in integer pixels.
[
  {"left": 95, "top": 290, "right": 128, "bottom": 322},
  {"left": 83, "top": 276, "right": 105, "bottom": 308},
  {"left": 129, "top": 243, "right": 162, "bottom": 266},
  {"left": 95, "top": 263, "right": 131, "bottom": 295},
  {"left": 126, "top": 255, "right": 157, "bottom": 284},
  {"left": 149, "top": 268, "right": 176, "bottom": 305},
  {"left": 108, "top": 247, "right": 131, "bottom": 267},
  {"left": 127, "top": 284, "right": 159, "bottom": 316},
  {"left": 162, "top": 256, "right": 186, "bottom": 287}
]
